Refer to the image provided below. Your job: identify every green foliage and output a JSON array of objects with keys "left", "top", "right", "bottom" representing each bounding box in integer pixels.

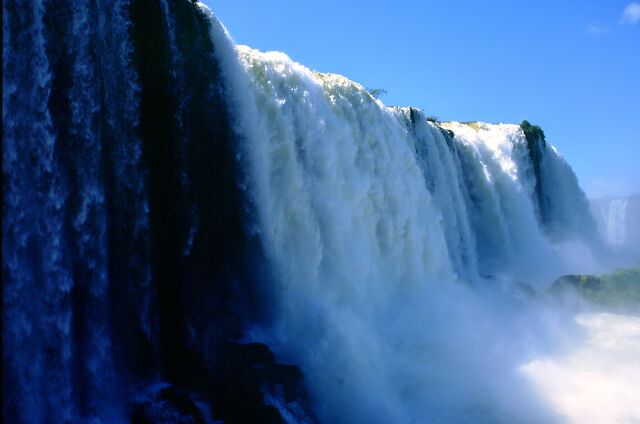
[
  {"left": 426, "top": 115, "right": 439, "bottom": 123},
  {"left": 520, "top": 120, "right": 546, "bottom": 147},
  {"left": 366, "top": 88, "right": 387, "bottom": 99},
  {"left": 520, "top": 120, "right": 548, "bottom": 222},
  {"left": 550, "top": 268, "right": 640, "bottom": 306}
]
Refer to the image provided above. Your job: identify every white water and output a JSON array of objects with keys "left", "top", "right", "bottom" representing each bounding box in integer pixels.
[
  {"left": 204, "top": 10, "right": 635, "bottom": 423},
  {"left": 606, "top": 198, "right": 629, "bottom": 246},
  {"left": 522, "top": 313, "right": 640, "bottom": 424},
  {"left": 591, "top": 195, "right": 640, "bottom": 264},
  {"left": 441, "top": 121, "right": 559, "bottom": 280},
  {"left": 592, "top": 196, "right": 639, "bottom": 249}
]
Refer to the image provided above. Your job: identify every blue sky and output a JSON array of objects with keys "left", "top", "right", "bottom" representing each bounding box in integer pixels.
[{"left": 204, "top": 0, "right": 639, "bottom": 198}]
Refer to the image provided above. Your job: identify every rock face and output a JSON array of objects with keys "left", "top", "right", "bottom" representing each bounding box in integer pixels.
[
  {"left": 211, "top": 343, "right": 313, "bottom": 423},
  {"left": 130, "top": 342, "right": 313, "bottom": 424},
  {"left": 131, "top": 385, "right": 210, "bottom": 424}
]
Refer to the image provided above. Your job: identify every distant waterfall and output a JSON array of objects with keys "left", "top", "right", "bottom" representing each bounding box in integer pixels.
[
  {"left": 591, "top": 195, "right": 640, "bottom": 260},
  {"left": 601, "top": 198, "right": 629, "bottom": 246}
]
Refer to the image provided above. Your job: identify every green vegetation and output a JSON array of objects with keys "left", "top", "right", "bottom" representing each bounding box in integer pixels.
[
  {"left": 550, "top": 268, "right": 640, "bottom": 306},
  {"left": 520, "top": 120, "right": 546, "bottom": 148},
  {"left": 426, "top": 115, "right": 439, "bottom": 123},
  {"left": 520, "top": 120, "right": 548, "bottom": 222},
  {"left": 366, "top": 88, "right": 387, "bottom": 99}
]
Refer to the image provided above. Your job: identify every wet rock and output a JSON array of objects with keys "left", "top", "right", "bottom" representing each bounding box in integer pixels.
[
  {"left": 131, "top": 384, "right": 210, "bottom": 424},
  {"left": 211, "top": 342, "right": 313, "bottom": 423}
]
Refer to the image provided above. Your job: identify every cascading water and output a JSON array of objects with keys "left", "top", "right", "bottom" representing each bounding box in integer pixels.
[
  {"left": 591, "top": 194, "right": 640, "bottom": 261},
  {"left": 395, "top": 109, "right": 479, "bottom": 280},
  {"left": 218, "top": 42, "right": 603, "bottom": 422},
  {"left": 4, "top": 1, "right": 626, "bottom": 423},
  {"left": 3, "top": 1, "right": 150, "bottom": 421},
  {"left": 605, "top": 198, "right": 630, "bottom": 246}
]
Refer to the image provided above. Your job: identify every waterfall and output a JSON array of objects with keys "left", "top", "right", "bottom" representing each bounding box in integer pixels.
[
  {"left": 396, "top": 109, "right": 479, "bottom": 280},
  {"left": 3, "top": 1, "right": 611, "bottom": 423},
  {"left": 591, "top": 194, "right": 640, "bottom": 261},
  {"left": 3, "top": 1, "right": 75, "bottom": 421},
  {"left": 595, "top": 197, "right": 630, "bottom": 246},
  {"left": 608, "top": 198, "right": 629, "bottom": 245},
  {"left": 2, "top": 1, "right": 149, "bottom": 421},
  {"left": 219, "top": 43, "right": 602, "bottom": 422}
]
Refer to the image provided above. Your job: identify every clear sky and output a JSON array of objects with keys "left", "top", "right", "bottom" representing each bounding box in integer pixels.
[{"left": 204, "top": 0, "right": 639, "bottom": 198}]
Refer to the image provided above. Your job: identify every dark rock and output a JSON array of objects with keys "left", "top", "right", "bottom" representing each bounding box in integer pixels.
[
  {"left": 222, "top": 342, "right": 276, "bottom": 366},
  {"left": 129, "top": 342, "right": 314, "bottom": 423},
  {"left": 130, "top": 384, "right": 209, "bottom": 424},
  {"left": 211, "top": 342, "right": 314, "bottom": 423}
]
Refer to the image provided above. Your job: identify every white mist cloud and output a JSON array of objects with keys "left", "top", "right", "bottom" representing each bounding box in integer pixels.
[
  {"left": 621, "top": 2, "right": 640, "bottom": 24},
  {"left": 521, "top": 313, "right": 640, "bottom": 424}
]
